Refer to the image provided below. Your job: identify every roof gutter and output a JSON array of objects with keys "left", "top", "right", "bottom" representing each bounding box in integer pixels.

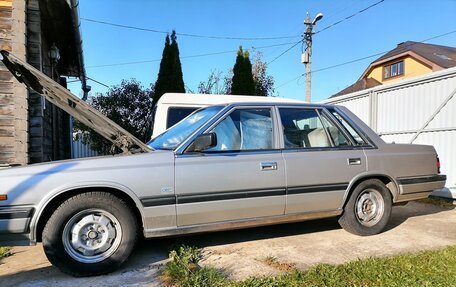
[{"left": 69, "top": 0, "right": 91, "bottom": 100}]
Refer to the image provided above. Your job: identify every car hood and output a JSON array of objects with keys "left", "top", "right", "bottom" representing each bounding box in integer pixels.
[
  {"left": 0, "top": 150, "right": 172, "bottom": 179},
  {"left": 0, "top": 50, "right": 152, "bottom": 154}
]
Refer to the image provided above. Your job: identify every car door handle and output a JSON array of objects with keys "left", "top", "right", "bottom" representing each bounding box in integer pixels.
[
  {"left": 261, "top": 162, "right": 277, "bottom": 171},
  {"left": 348, "top": 158, "right": 361, "bottom": 165}
]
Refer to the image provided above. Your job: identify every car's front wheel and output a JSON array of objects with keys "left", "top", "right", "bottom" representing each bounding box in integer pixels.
[
  {"left": 42, "top": 192, "right": 138, "bottom": 276},
  {"left": 338, "top": 179, "right": 392, "bottom": 236}
]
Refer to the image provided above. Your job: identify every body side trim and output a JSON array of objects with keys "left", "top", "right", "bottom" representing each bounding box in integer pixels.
[
  {"left": 0, "top": 207, "right": 34, "bottom": 220},
  {"left": 141, "top": 196, "right": 176, "bottom": 207},
  {"left": 288, "top": 183, "right": 349, "bottom": 195},
  {"left": 144, "top": 209, "right": 342, "bottom": 238},
  {"left": 177, "top": 188, "right": 286, "bottom": 204},
  {"left": 140, "top": 183, "right": 353, "bottom": 207},
  {"left": 397, "top": 174, "right": 446, "bottom": 185}
]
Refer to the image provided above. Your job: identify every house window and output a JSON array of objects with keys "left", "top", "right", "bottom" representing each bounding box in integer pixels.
[{"left": 384, "top": 61, "right": 404, "bottom": 79}]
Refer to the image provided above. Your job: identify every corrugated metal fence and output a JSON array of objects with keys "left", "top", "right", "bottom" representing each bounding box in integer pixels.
[
  {"left": 71, "top": 132, "right": 99, "bottom": 158},
  {"left": 323, "top": 67, "right": 456, "bottom": 198}
]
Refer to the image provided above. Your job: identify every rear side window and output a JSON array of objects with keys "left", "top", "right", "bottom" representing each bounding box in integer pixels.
[
  {"left": 327, "top": 108, "right": 366, "bottom": 145},
  {"left": 320, "top": 114, "right": 350, "bottom": 147},
  {"left": 279, "top": 108, "right": 351, "bottom": 148},
  {"left": 279, "top": 108, "right": 331, "bottom": 148},
  {"left": 166, "top": 107, "right": 198, "bottom": 129}
]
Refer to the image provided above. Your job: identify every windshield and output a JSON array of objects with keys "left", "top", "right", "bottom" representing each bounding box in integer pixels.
[{"left": 148, "top": 105, "right": 224, "bottom": 150}]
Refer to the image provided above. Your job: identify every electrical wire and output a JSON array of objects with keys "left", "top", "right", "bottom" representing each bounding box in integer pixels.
[
  {"left": 81, "top": 17, "right": 301, "bottom": 41},
  {"left": 314, "top": 0, "right": 385, "bottom": 35},
  {"left": 266, "top": 0, "right": 385, "bottom": 66},
  {"left": 266, "top": 40, "right": 303, "bottom": 65},
  {"left": 276, "top": 74, "right": 305, "bottom": 88},
  {"left": 82, "top": 1, "right": 383, "bottom": 69},
  {"left": 86, "top": 41, "right": 301, "bottom": 68},
  {"left": 276, "top": 29, "right": 456, "bottom": 88}
]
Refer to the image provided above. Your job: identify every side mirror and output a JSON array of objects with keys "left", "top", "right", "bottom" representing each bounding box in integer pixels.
[{"left": 187, "top": 133, "right": 217, "bottom": 152}]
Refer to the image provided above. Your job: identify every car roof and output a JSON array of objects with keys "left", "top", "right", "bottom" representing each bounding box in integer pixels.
[
  {"left": 158, "top": 93, "right": 306, "bottom": 106},
  {"left": 224, "top": 101, "right": 331, "bottom": 108}
]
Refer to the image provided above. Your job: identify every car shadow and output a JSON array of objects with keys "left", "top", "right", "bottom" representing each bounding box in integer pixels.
[
  {"left": 0, "top": 242, "right": 169, "bottom": 287},
  {"left": 0, "top": 201, "right": 452, "bottom": 286},
  {"left": 150, "top": 201, "right": 454, "bottom": 249},
  {"left": 384, "top": 201, "right": 455, "bottom": 232}
]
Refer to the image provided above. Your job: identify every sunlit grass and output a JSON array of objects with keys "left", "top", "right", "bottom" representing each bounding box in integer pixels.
[
  {"left": 0, "top": 247, "right": 10, "bottom": 260},
  {"left": 162, "top": 244, "right": 456, "bottom": 287}
]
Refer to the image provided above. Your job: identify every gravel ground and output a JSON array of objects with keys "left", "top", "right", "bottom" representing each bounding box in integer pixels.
[{"left": 0, "top": 201, "right": 455, "bottom": 286}]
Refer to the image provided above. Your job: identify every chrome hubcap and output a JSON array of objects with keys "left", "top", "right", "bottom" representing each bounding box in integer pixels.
[
  {"left": 355, "top": 189, "right": 384, "bottom": 227},
  {"left": 63, "top": 209, "right": 122, "bottom": 263}
]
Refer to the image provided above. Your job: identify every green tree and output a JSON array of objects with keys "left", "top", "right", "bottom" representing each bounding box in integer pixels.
[
  {"left": 154, "top": 30, "right": 185, "bottom": 104},
  {"left": 74, "top": 79, "right": 154, "bottom": 154},
  {"left": 230, "top": 46, "right": 255, "bottom": 96},
  {"left": 252, "top": 51, "right": 275, "bottom": 97}
]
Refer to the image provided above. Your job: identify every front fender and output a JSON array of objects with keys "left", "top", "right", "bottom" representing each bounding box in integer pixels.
[{"left": 29, "top": 181, "right": 145, "bottom": 244}]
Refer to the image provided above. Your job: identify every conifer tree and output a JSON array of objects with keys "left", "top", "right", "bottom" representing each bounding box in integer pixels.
[
  {"left": 154, "top": 30, "right": 185, "bottom": 104},
  {"left": 230, "top": 46, "right": 255, "bottom": 96}
]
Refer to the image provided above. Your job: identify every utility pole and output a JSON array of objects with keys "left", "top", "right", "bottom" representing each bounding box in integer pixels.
[{"left": 302, "top": 13, "right": 323, "bottom": 102}]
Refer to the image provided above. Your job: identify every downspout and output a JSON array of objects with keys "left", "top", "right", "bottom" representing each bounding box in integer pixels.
[{"left": 69, "top": 0, "right": 91, "bottom": 100}]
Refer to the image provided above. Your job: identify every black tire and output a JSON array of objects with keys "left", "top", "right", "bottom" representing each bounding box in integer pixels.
[
  {"left": 338, "top": 179, "right": 392, "bottom": 236},
  {"left": 42, "top": 192, "right": 138, "bottom": 276}
]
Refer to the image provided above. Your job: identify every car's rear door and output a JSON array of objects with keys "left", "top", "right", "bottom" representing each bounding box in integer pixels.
[
  {"left": 174, "top": 106, "right": 286, "bottom": 226},
  {"left": 277, "top": 106, "right": 367, "bottom": 214}
]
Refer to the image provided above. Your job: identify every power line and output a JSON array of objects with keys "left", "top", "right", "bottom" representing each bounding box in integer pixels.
[
  {"left": 82, "top": 1, "right": 384, "bottom": 69},
  {"left": 276, "top": 74, "right": 304, "bottom": 88},
  {"left": 322, "top": 0, "right": 362, "bottom": 23},
  {"left": 277, "top": 29, "right": 456, "bottom": 88},
  {"left": 314, "top": 0, "right": 385, "bottom": 35},
  {"left": 265, "top": 0, "right": 385, "bottom": 67},
  {"left": 266, "top": 40, "right": 303, "bottom": 65},
  {"left": 86, "top": 41, "right": 300, "bottom": 68},
  {"left": 81, "top": 17, "right": 301, "bottom": 41}
]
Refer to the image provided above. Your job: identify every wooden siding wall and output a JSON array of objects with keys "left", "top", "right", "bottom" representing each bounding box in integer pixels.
[
  {"left": 0, "top": 0, "right": 27, "bottom": 165},
  {"left": 27, "top": 0, "right": 71, "bottom": 163}
]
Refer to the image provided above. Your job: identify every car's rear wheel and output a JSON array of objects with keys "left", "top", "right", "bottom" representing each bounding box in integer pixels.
[
  {"left": 42, "top": 192, "right": 138, "bottom": 276},
  {"left": 338, "top": 179, "right": 392, "bottom": 236}
]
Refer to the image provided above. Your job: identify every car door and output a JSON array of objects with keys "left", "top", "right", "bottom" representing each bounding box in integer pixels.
[
  {"left": 277, "top": 107, "right": 367, "bottom": 214},
  {"left": 174, "top": 106, "right": 286, "bottom": 226}
]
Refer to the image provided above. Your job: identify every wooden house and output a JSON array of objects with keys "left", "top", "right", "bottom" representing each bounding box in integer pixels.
[{"left": 0, "top": 0, "right": 88, "bottom": 165}]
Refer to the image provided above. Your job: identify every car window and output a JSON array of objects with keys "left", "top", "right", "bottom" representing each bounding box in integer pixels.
[
  {"left": 327, "top": 108, "right": 366, "bottom": 145},
  {"left": 279, "top": 108, "right": 332, "bottom": 148},
  {"left": 207, "top": 108, "right": 273, "bottom": 151},
  {"left": 166, "top": 107, "right": 199, "bottom": 129},
  {"left": 320, "top": 113, "right": 351, "bottom": 147},
  {"left": 148, "top": 106, "right": 223, "bottom": 150}
]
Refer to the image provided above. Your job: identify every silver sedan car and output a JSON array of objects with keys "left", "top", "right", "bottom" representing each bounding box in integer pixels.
[{"left": 0, "top": 51, "right": 446, "bottom": 276}]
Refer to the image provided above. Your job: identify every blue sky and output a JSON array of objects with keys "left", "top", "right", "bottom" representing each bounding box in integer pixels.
[{"left": 67, "top": 0, "right": 456, "bottom": 103}]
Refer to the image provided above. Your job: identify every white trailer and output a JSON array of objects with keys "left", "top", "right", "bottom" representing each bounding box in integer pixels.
[{"left": 322, "top": 67, "right": 456, "bottom": 199}]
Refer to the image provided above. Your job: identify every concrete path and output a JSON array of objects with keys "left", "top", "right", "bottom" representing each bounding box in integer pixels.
[{"left": 0, "top": 201, "right": 455, "bottom": 286}]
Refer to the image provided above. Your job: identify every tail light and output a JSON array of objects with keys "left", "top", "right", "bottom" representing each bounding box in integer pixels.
[{"left": 437, "top": 156, "right": 441, "bottom": 174}]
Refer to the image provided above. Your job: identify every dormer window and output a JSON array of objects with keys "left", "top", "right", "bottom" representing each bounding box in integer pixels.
[{"left": 384, "top": 61, "right": 404, "bottom": 79}]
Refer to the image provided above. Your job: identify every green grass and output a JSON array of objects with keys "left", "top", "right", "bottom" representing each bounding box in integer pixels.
[
  {"left": 0, "top": 247, "right": 10, "bottom": 260},
  {"left": 162, "top": 245, "right": 456, "bottom": 287}
]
